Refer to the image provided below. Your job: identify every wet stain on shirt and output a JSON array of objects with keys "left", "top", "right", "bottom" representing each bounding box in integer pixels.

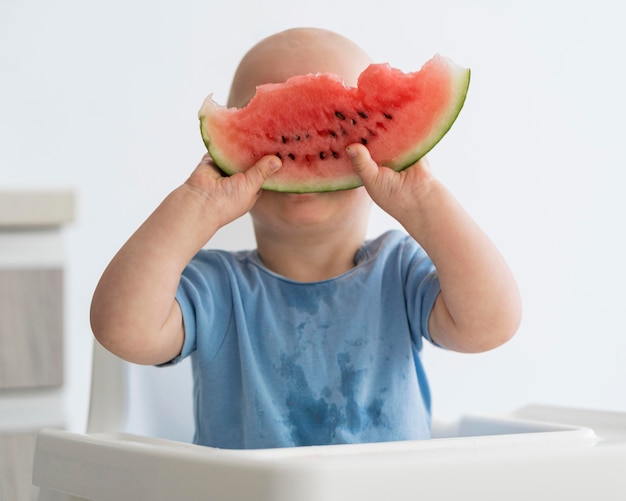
[
  {"left": 279, "top": 352, "right": 341, "bottom": 445},
  {"left": 278, "top": 351, "right": 389, "bottom": 446},
  {"left": 278, "top": 282, "right": 333, "bottom": 316}
]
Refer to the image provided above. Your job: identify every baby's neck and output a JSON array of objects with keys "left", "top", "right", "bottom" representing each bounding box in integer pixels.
[{"left": 255, "top": 229, "right": 365, "bottom": 282}]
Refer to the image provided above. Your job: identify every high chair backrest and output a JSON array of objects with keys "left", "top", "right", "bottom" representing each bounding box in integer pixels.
[{"left": 87, "top": 340, "right": 194, "bottom": 442}]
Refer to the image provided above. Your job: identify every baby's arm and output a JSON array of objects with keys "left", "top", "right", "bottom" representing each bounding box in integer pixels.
[
  {"left": 347, "top": 144, "right": 521, "bottom": 353},
  {"left": 90, "top": 153, "right": 281, "bottom": 365}
]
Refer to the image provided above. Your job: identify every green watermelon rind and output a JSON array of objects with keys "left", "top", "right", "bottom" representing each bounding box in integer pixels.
[
  {"left": 203, "top": 137, "right": 364, "bottom": 193},
  {"left": 199, "top": 124, "right": 362, "bottom": 192},
  {"left": 200, "top": 62, "right": 471, "bottom": 193},
  {"left": 383, "top": 66, "right": 471, "bottom": 174},
  {"left": 201, "top": 125, "right": 366, "bottom": 193}
]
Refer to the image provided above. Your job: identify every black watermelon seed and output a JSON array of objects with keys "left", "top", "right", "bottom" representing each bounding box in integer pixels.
[
  {"left": 383, "top": 113, "right": 393, "bottom": 120},
  {"left": 358, "top": 111, "right": 368, "bottom": 119},
  {"left": 335, "top": 111, "right": 346, "bottom": 120},
  {"left": 295, "top": 134, "right": 301, "bottom": 141},
  {"left": 351, "top": 118, "right": 357, "bottom": 125},
  {"left": 276, "top": 152, "right": 282, "bottom": 159},
  {"left": 331, "top": 151, "right": 339, "bottom": 158},
  {"left": 281, "top": 135, "right": 287, "bottom": 144},
  {"left": 319, "top": 152, "right": 326, "bottom": 159},
  {"left": 288, "top": 153, "right": 295, "bottom": 161},
  {"left": 329, "top": 130, "right": 338, "bottom": 138},
  {"left": 360, "top": 138, "right": 368, "bottom": 145}
]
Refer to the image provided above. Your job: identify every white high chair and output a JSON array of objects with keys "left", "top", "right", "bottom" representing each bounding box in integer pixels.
[{"left": 33, "top": 341, "right": 626, "bottom": 500}]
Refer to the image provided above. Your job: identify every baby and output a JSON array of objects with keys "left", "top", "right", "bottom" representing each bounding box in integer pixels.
[{"left": 91, "top": 27, "right": 522, "bottom": 449}]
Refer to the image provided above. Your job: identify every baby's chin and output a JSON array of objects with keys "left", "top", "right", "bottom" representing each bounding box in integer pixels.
[{"left": 258, "top": 186, "right": 367, "bottom": 208}]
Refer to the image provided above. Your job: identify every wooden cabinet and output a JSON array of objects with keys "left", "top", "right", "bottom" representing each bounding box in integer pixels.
[{"left": 0, "top": 191, "right": 73, "bottom": 501}]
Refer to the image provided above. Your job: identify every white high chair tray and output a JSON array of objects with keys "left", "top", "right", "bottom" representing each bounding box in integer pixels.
[{"left": 33, "top": 404, "right": 626, "bottom": 500}]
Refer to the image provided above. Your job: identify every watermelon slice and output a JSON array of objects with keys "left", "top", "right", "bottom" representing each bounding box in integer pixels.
[{"left": 199, "top": 54, "right": 470, "bottom": 193}]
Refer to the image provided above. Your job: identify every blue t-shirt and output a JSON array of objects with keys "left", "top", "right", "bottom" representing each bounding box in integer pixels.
[{"left": 174, "top": 229, "right": 441, "bottom": 449}]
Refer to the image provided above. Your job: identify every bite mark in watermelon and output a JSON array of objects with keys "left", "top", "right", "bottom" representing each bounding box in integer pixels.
[{"left": 199, "top": 54, "right": 470, "bottom": 193}]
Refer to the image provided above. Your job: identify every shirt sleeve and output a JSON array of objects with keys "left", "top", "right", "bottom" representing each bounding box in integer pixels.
[
  {"left": 165, "top": 250, "right": 235, "bottom": 365},
  {"left": 399, "top": 234, "right": 442, "bottom": 347}
]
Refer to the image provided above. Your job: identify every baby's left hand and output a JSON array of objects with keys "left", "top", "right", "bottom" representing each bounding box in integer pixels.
[
  {"left": 346, "top": 143, "right": 433, "bottom": 222},
  {"left": 347, "top": 142, "right": 521, "bottom": 353}
]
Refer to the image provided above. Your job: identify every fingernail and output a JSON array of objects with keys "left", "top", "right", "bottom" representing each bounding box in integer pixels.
[
  {"left": 346, "top": 146, "right": 357, "bottom": 159},
  {"left": 269, "top": 157, "right": 282, "bottom": 170}
]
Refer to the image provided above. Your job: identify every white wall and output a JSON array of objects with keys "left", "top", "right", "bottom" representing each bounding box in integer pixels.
[{"left": 2, "top": 0, "right": 625, "bottom": 430}]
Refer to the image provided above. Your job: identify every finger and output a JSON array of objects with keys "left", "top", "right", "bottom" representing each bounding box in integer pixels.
[
  {"left": 414, "top": 155, "right": 431, "bottom": 171},
  {"left": 187, "top": 153, "right": 223, "bottom": 185},
  {"left": 346, "top": 143, "right": 379, "bottom": 185},
  {"left": 198, "top": 152, "right": 221, "bottom": 168},
  {"left": 194, "top": 152, "right": 223, "bottom": 173},
  {"left": 244, "top": 155, "right": 282, "bottom": 190}
]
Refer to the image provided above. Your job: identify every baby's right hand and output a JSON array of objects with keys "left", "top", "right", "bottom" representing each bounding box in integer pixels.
[{"left": 184, "top": 153, "right": 282, "bottom": 228}]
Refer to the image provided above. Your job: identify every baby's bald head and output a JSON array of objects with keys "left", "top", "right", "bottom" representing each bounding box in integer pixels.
[{"left": 227, "top": 28, "right": 372, "bottom": 108}]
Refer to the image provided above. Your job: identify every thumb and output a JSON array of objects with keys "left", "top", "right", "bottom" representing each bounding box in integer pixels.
[
  {"left": 244, "top": 155, "right": 282, "bottom": 190},
  {"left": 346, "top": 143, "right": 378, "bottom": 184}
]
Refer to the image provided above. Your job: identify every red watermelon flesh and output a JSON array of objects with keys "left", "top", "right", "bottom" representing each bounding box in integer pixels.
[{"left": 199, "top": 54, "right": 470, "bottom": 193}]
